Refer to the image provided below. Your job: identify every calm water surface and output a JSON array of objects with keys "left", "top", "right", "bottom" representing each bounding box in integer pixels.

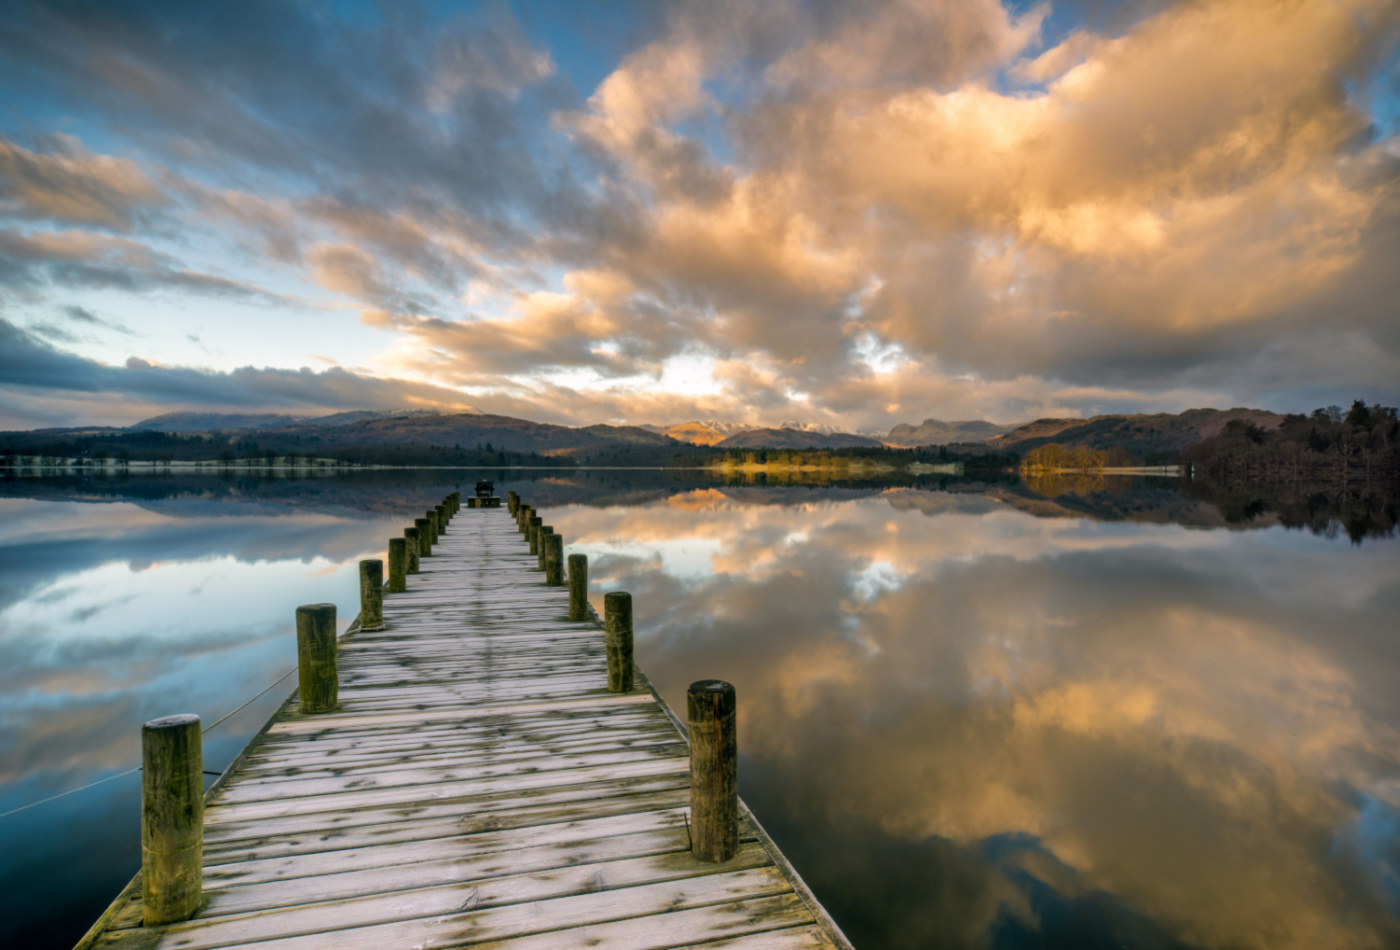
[{"left": 2, "top": 471, "right": 1397, "bottom": 949}]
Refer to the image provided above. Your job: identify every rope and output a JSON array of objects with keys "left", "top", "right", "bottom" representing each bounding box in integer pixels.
[
  {"left": 201, "top": 666, "right": 297, "bottom": 734},
  {"left": 0, "top": 767, "right": 142, "bottom": 819},
  {"left": 0, "top": 665, "right": 297, "bottom": 821}
]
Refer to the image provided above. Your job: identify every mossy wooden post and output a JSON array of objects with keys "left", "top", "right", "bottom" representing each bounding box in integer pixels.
[
  {"left": 435, "top": 503, "right": 448, "bottom": 533},
  {"left": 537, "top": 531, "right": 554, "bottom": 576},
  {"left": 544, "top": 533, "right": 563, "bottom": 585},
  {"left": 414, "top": 518, "right": 432, "bottom": 557},
  {"left": 141, "top": 714, "right": 203, "bottom": 924},
  {"left": 424, "top": 510, "right": 439, "bottom": 545},
  {"left": 387, "top": 537, "right": 407, "bottom": 592},
  {"left": 507, "top": 491, "right": 519, "bottom": 515},
  {"left": 359, "top": 559, "right": 384, "bottom": 631},
  {"left": 604, "top": 592, "right": 634, "bottom": 692},
  {"left": 537, "top": 526, "right": 553, "bottom": 570},
  {"left": 528, "top": 515, "right": 542, "bottom": 555},
  {"left": 568, "top": 554, "right": 588, "bottom": 620},
  {"left": 404, "top": 526, "right": 421, "bottom": 573},
  {"left": 687, "top": 679, "right": 738, "bottom": 863},
  {"left": 517, "top": 504, "right": 531, "bottom": 534},
  {"left": 296, "top": 603, "right": 338, "bottom": 713}
]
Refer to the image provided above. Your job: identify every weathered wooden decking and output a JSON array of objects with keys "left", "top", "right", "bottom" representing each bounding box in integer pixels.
[{"left": 79, "top": 507, "right": 851, "bottom": 950}]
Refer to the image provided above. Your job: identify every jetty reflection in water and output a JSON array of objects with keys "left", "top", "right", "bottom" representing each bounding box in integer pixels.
[{"left": 0, "top": 471, "right": 1397, "bottom": 949}]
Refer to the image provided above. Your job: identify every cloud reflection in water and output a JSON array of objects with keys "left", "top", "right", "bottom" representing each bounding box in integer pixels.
[
  {"left": 0, "top": 495, "right": 409, "bottom": 947},
  {"left": 545, "top": 488, "right": 1400, "bottom": 949}
]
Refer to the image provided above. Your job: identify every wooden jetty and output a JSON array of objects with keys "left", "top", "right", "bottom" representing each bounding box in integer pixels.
[{"left": 77, "top": 491, "right": 851, "bottom": 950}]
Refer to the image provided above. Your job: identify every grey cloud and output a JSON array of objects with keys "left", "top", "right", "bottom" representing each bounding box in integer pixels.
[
  {"left": 26, "top": 321, "right": 79, "bottom": 344},
  {"left": 0, "top": 229, "right": 288, "bottom": 305},
  {"left": 0, "top": 1, "right": 567, "bottom": 232},
  {"left": 63, "top": 305, "right": 135, "bottom": 336},
  {"left": 0, "top": 137, "right": 167, "bottom": 231},
  {"left": 0, "top": 318, "right": 474, "bottom": 412}
]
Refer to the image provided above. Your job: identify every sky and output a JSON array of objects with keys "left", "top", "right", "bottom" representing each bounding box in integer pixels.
[{"left": 1, "top": 0, "right": 1398, "bottom": 432}]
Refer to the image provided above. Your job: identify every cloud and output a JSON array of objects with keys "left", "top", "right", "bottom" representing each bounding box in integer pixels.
[
  {"left": 0, "top": 228, "right": 288, "bottom": 304},
  {"left": 62, "top": 305, "right": 134, "bottom": 336},
  {"left": 0, "top": 136, "right": 166, "bottom": 231},
  {"left": 0, "top": 318, "right": 475, "bottom": 427},
  {"left": 0, "top": 0, "right": 1396, "bottom": 431}
]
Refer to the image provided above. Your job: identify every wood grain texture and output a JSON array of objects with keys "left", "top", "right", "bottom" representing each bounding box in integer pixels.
[{"left": 80, "top": 503, "right": 852, "bottom": 950}]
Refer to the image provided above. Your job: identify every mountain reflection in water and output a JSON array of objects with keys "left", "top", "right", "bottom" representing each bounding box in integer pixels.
[{"left": 1, "top": 471, "right": 1397, "bottom": 949}]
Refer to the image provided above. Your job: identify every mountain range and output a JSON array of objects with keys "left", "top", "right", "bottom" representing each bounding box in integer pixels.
[{"left": 1, "top": 407, "right": 1286, "bottom": 461}]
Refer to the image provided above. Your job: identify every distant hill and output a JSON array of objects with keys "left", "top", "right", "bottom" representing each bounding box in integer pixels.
[
  {"left": 130, "top": 412, "right": 306, "bottom": 431},
  {"left": 130, "top": 408, "right": 465, "bottom": 432},
  {"left": 5, "top": 405, "right": 1291, "bottom": 465},
  {"left": 885, "top": 418, "right": 1012, "bottom": 446},
  {"left": 987, "top": 408, "right": 1283, "bottom": 459},
  {"left": 714, "top": 427, "right": 885, "bottom": 449},
  {"left": 3, "top": 410, "right": 686, "bottom": 463},
  {"left": 256, "top": 413, "right": 679, "bottom": 455}
]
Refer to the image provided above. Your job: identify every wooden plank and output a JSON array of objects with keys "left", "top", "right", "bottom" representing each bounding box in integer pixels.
[
  {"left": 202, "top": 810, "right": 695, "bottom": 882},
  {"left": 234, "top": 735, "right": 685, "bottom": 781},
  {"left": 98, "top": 870, "right": 797, "bottom": 950},
  {"left": 267, "top": 692, "right": 657, "bottom": 734},
  {"left": 203, "top": 778, "right": 692, "bottom": 844},
  {"left": 214, "top": 746, "right": 687, "bottom": 804},
  {"left": 204, "top": 787, "right": 692, "bottom": 856},
  {"left": 203, "top": 756, "right": 691, "bottom": 824},
  {"left": 111, "top": 841, "right": 775, "bottom": 940}
]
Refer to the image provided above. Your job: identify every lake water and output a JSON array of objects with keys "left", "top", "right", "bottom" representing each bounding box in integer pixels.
[{"left": 2, "top": 470, "right": 1397, "bottom": 949}]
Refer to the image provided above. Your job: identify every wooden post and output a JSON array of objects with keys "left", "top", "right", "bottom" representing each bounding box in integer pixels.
[
  {"left": 403, "top": 526, "right": 421, "bottom": 573},
  {"left": 687, "top": 680, "right": 738, "bottom": 863},
  {"left": 537, "top": 526, "right": 553, "bottom": 570},
  {"left": 507, "top": 491, "right": 519, "bottom": 515},
  {"left": 604, "top": 592, "right": 634, "bottom": 692},
  {"left": 359, "top": 559, "right": 384, "bottom": 631},
  {"left": 387, "top": 537, "right": 407, "bottom": 592},
  {"left": 414, "top": 518, "right": 432, "bottom": 557},
  {"left": 544, "top": 534, "right": 563, "bottom": 585},
  {"left": 517, "top": 505, "right": 531, "bottom": 533},
  {"left": 436, "top": 503, "right": 448, "bottom": 533},
  {"left": 141, "top": 714, "right": 203, "bottom": 924},
  {"left": 568, "top": 554, "right": 588, "bottom": 620},
  {"left": 424, "top": 510, "right": 439, "bottom": 545},
  {"left": 296, "top": 603, "right": 338, "bottom": 713},
  {"left": 528, "top": 515, "right": 542, "bottom": 555}
]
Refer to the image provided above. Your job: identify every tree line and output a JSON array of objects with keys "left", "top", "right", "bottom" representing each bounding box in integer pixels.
[{"left": 1181, "top": 400, "right": 1399, "bottom": 485}]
